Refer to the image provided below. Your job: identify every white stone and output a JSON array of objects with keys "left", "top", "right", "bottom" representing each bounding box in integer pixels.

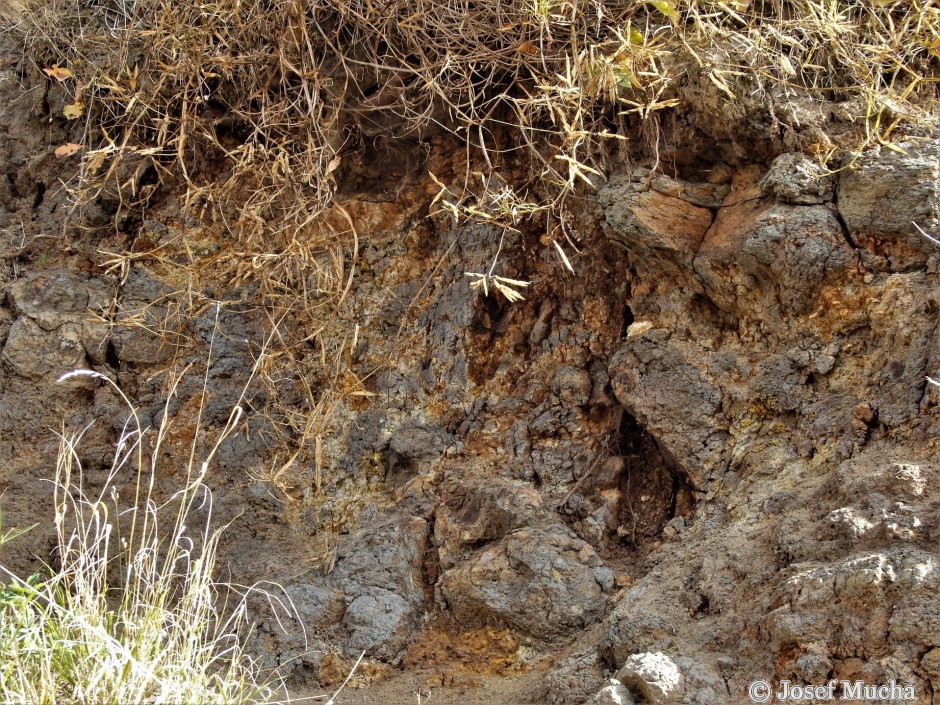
[
  {"left": 617, "top": 652, "right": 684, "bottom": 704},
  {"left": 590, "top": 678, "right": 636, "bottom": 705}
]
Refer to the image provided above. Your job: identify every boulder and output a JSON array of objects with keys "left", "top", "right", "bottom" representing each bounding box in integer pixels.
[{"left": 440, "top": 525, "right": 613, "bottom": 639}]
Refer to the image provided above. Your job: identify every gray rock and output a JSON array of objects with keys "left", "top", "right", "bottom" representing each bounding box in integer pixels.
[
  {"left": 80, "top": 322, "right": 111, "bottom": 366},
  {"left": 616, "top": 652, "right": 684, "bottom": 705},
  {"left": 434, "top": 478, "right": 547, "bottom": 569},
  {"left": 2, "top": 270, "right": 111, "bottom": 369},
  {"left": 105, "top": 269, "right": 177, "bottom": 366},
  {"left": 760, "top": 153, "right": 834, "bottom": 204},
  {"left": 329, "top": 515, "right": 429, "bottom": 661},
  {"left": 751, "top": 354, "right": 805, "bottom": 413},
  {"left": 285, "top": 582, "right": 347, "bottom": 629},
  {"left": 247, "top": 481, "right": 284, "bottom": 511},
  {"left": 599, "top": 176, "right": 713, "bottom": 261},
  {"left": 838, "top": 140, "right": 939, "bottom": 248},
  {"left": 339, "top": 408, "right": 389, "bottom": 475},
  {"left": 694, "top": 202, "right": 853, "bottom": 318},
  {"left": 649, "top": 174, "right": 730, "bottom": 208},
  {"left": 921, "top": 647, "right": 940, "bottom": 682},
  {"left": 440, "top": 525, "right": 612, "bottom": 639},
  {"left": 2, "top": 317, "right": 87, "bottom": 379},
  {"left": 674, "top": 656, "right": 731, "bottom": 705},
  {"left": 764, "top": 548, "right": 938, "bottom": 664},
  {"left": 552, "top": 366, "right": 593, "bottom": 407},
  {"left": 541, "top": 647, "right": 608, "bottom": 705},
  {"left": 110, "top": 320, "right": 174, "bottom": 366},
  {"left": 8, "top": 270, "right": 90, "bottom": 330},
  {"left": 890, "top": 463, "right": 927, "bottom": 497},
  {"left": 609, "top": 326, "right": 726, "bottom": 489},
  {"left": 387, "top": 422, "right": 450, "bottom": 485},
  {"left": 343, "top": 588, "right": 413, "bottom": 659},
  {"left": 388, "top": 423, "right": 448, "bottom": 461},
  {"left": 121, "top": 267, "right": 173, "bottom": 302},
  {"left": 888, "top": 590, "right": 940, "bottom": 644},
  {"left": 0, "top": 305, "right": 11, "bottom": 347},
  {"left": 794, "top": 646, "right": 833, "bottom": 683},
  {"left": 603, "top": 581, "right": 679, "bottom": 666},
  {"left": 831, "top": 456, "right": 934, "bottom": 506}
]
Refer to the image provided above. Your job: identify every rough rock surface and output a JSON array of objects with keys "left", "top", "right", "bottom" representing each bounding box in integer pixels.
[
  {"left": 1, "top": 26, "right": 939, "bottom": 705},
  {"left": 617, "top": 652, "right": 684, "bottom": 705},
  {"left": 838, "top": 139, "right": 940, "bottom": 269},
  {"left": 440, "top": 524, "right": 614, "bottom": 639},
  {"left": 586, "top": 679, "right": 635, "bottom": 705}
]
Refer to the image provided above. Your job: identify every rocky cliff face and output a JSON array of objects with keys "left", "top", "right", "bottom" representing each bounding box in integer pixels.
[{"left": 1, "top": 31, "right": 939, "bottom": 705}]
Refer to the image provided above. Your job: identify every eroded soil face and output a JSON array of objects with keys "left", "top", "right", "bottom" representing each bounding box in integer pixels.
[{"left": 2, "top": 27, "right": 940, "bottom": 705}]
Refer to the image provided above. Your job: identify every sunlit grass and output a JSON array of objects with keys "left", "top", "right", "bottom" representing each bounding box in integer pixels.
[{"left": 0, "top": 369, "right": 294, "bottom": 704}]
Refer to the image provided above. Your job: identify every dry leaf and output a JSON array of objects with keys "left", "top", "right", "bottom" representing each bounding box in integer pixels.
[
  {"left": 43, "top": 65, "right": 73, "bottom": 81},
  {"left": 86, "top": 151, "right": 108, "bottom": 174},
  {"left": 325, "top": 155, "right": 342, "bottom": 176},
  {"left": 63, "top": 102, "right": 85, "bottom": 120},
  {"left": 777, "top": 54, "right": 797, "bottom": 77},
  {"left": 54, "top": 143, "right": 82, "bottom": 157},
  {"left": 517, "top": 41, "right": 538, "bottom": 55},
  {"left": 646, "top": 0, "right": 679, "bottom": 18}
]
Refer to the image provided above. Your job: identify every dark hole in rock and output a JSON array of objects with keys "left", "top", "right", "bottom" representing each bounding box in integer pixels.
[
  {"left": 105, "top": 340, "right": 121, "bottom": 370},
  {"left": 138, "top": 164, "right": 160, "bottom": 188},
  {"left": 32, "top": 182, "right": 45, "bottom": 209},
  {"left": 612, "top": 411, "right": 694, "bottom": 547},
  {"left": 619, "top": 303, "right": 634, "bottom": 339},
  {"left": 562, "top": 410, "right": 695, "bottom": 555},
  {"left": 213, "top": 115, "right": 253, "bottom": 148}
]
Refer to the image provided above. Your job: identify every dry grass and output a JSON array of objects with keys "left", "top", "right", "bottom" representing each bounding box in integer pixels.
[
  {"left": 13, "top": 0, "right": 938, "bottom": 232},
  {"left": 0, "top": 368, "right": 295, "bottom": 703}
]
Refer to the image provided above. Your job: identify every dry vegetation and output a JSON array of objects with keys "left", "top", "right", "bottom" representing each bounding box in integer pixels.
[
  {"left": 4, "top": 0, "right": 939, "bottom": 490},
  {"left": 0, "top": 370, "right": 294, "bottom": 703}
]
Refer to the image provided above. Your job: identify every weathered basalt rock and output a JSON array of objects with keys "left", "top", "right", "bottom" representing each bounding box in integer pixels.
[
  {"left": 1, "top": 36, "right": 939, "bottom": 701},
  {"left": 328, "top": 515, "right": 430, "bottom": 661},
  {"left": 434, "top": 478, "right": 547, "bottom": 570},
  {"left": 2, "top": 316, "right": 87, "bottom": 379},
  {"left": 608, "top": 324, "right": 727, "bottom": 490},
  {"left": 439, "top": 524, "right": 614, "bottom": 639},
  {"left": 838, "top": 139, "right": 940, "bottom": 269}
]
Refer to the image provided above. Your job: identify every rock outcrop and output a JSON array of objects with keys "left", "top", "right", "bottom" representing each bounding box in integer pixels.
[{"left": 1, "top": 27, "right": 938, "bottom": 703}]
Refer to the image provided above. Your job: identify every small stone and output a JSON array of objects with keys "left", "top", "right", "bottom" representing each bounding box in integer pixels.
[
  {"left": 590, "top": 679, "right": 636, "bottom": 705},
  {"left": 617, "top": 652, "right": 684, "bottom": 705},
  {"left": 552, "top": 366, "right": 593, "bottom": 407}
]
